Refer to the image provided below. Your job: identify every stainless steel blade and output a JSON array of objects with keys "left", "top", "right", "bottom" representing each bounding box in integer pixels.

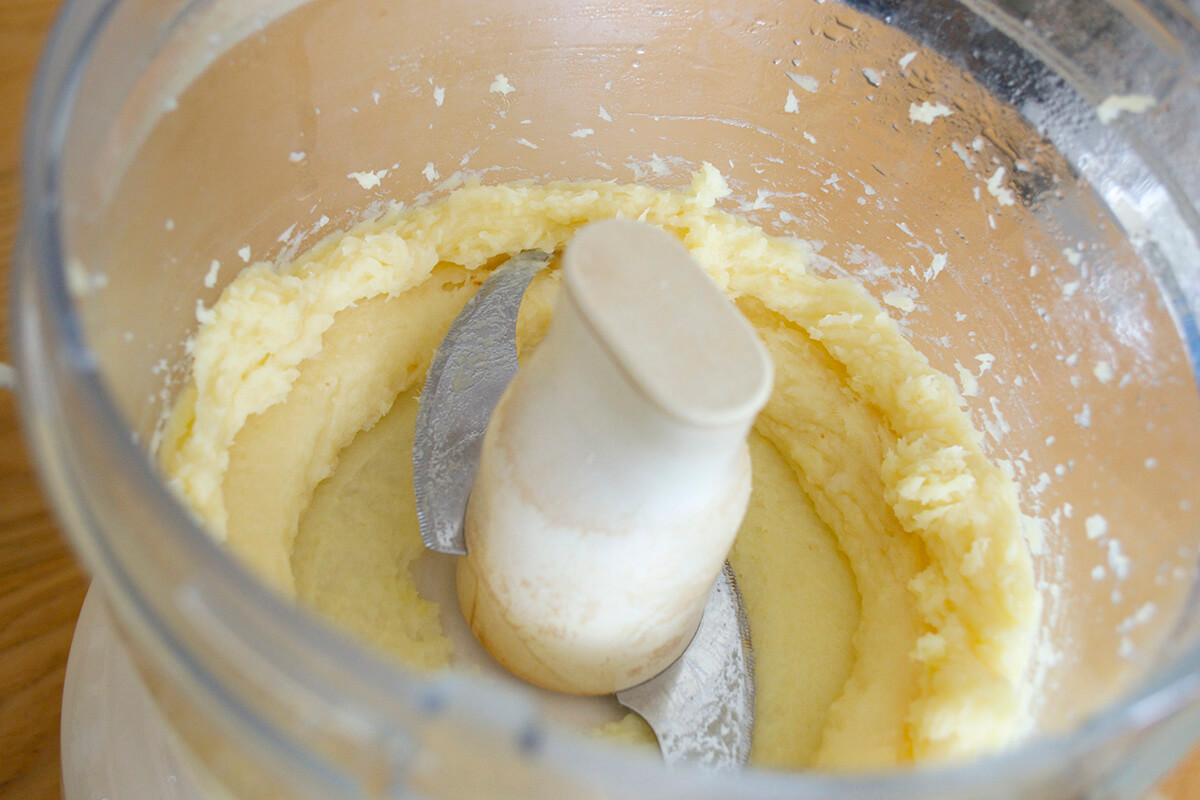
[
  {"left": 617, "top": 562, "right": 755, "bottom": 769},
  {"left": 413, "top": 249, "right": 551, "bottom": 555},
  {"left": 412, "top": 247, "right": 754, "bottom": 767}
]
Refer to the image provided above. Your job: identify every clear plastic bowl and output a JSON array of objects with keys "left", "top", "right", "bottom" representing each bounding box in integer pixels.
[{"left": 14, "top": 0, "right": 1200, "bottom": 797}]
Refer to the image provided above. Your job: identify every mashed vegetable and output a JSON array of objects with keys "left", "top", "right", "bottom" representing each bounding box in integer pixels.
[{"left": 161, "top": 166, "right": 1039, "bottom": 768}]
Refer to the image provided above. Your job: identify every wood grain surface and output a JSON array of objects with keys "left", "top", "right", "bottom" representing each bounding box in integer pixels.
[
  {"left": 0, "top": 1, "right": 1197, "bottom": 799},
  {"left": 1, "top": 4, "right": 92, "bottom": 800}
]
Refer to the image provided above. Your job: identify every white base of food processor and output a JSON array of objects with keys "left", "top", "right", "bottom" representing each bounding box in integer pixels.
[
  {"left": 61, "top": 585, "right": 224, "bottom": 800},
  {"left": 60, "top": 566, "right": 632, "bottom": 800},
  {"left": 63, "top": 572, "right": 1200, "bottom": 800}
]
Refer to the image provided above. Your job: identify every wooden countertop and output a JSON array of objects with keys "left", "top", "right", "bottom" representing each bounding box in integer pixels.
[
  {"left": 0, "top": 2, "right": 1197, "bottom": 798},
  {"left": 1, "top": 5, "right": 92, "bottom": 799}
]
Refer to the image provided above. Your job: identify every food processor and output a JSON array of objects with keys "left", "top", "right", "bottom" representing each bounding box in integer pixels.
[{"left": 13, "top": 0, "right": 1200, "bottom": 797}]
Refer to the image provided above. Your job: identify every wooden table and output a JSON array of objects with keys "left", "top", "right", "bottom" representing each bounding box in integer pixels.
[
  {"left": 1, "top": 5, "right": 93, "bottom": 799},
  {"left": 0, "top": 2, "right": 1198, "bottom": 798}
]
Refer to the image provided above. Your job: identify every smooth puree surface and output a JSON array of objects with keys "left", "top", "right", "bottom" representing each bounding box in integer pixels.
[{"left": 161, "top": 166, "right": 1040, "bottom": 769}]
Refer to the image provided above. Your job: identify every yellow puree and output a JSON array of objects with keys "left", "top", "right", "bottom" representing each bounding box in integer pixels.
[{"left": 161, "top": 166, "right": 1039, "bottom": 770}]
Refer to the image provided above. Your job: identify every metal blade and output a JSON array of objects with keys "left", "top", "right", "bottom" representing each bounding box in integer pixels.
[
  {"left": 413, "top": 250, "right": 551, "bottom": 555},
  {"left": 617, "top": 562, "right": 755, "bottom": 769},
  {"left": 412, "top": 246, "right": 754, "bottom": 769}
]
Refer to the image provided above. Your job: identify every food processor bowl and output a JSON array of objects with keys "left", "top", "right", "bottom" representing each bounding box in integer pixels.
[{"left": 14, "top": 0, "right": 1200, "bottom": 797}]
